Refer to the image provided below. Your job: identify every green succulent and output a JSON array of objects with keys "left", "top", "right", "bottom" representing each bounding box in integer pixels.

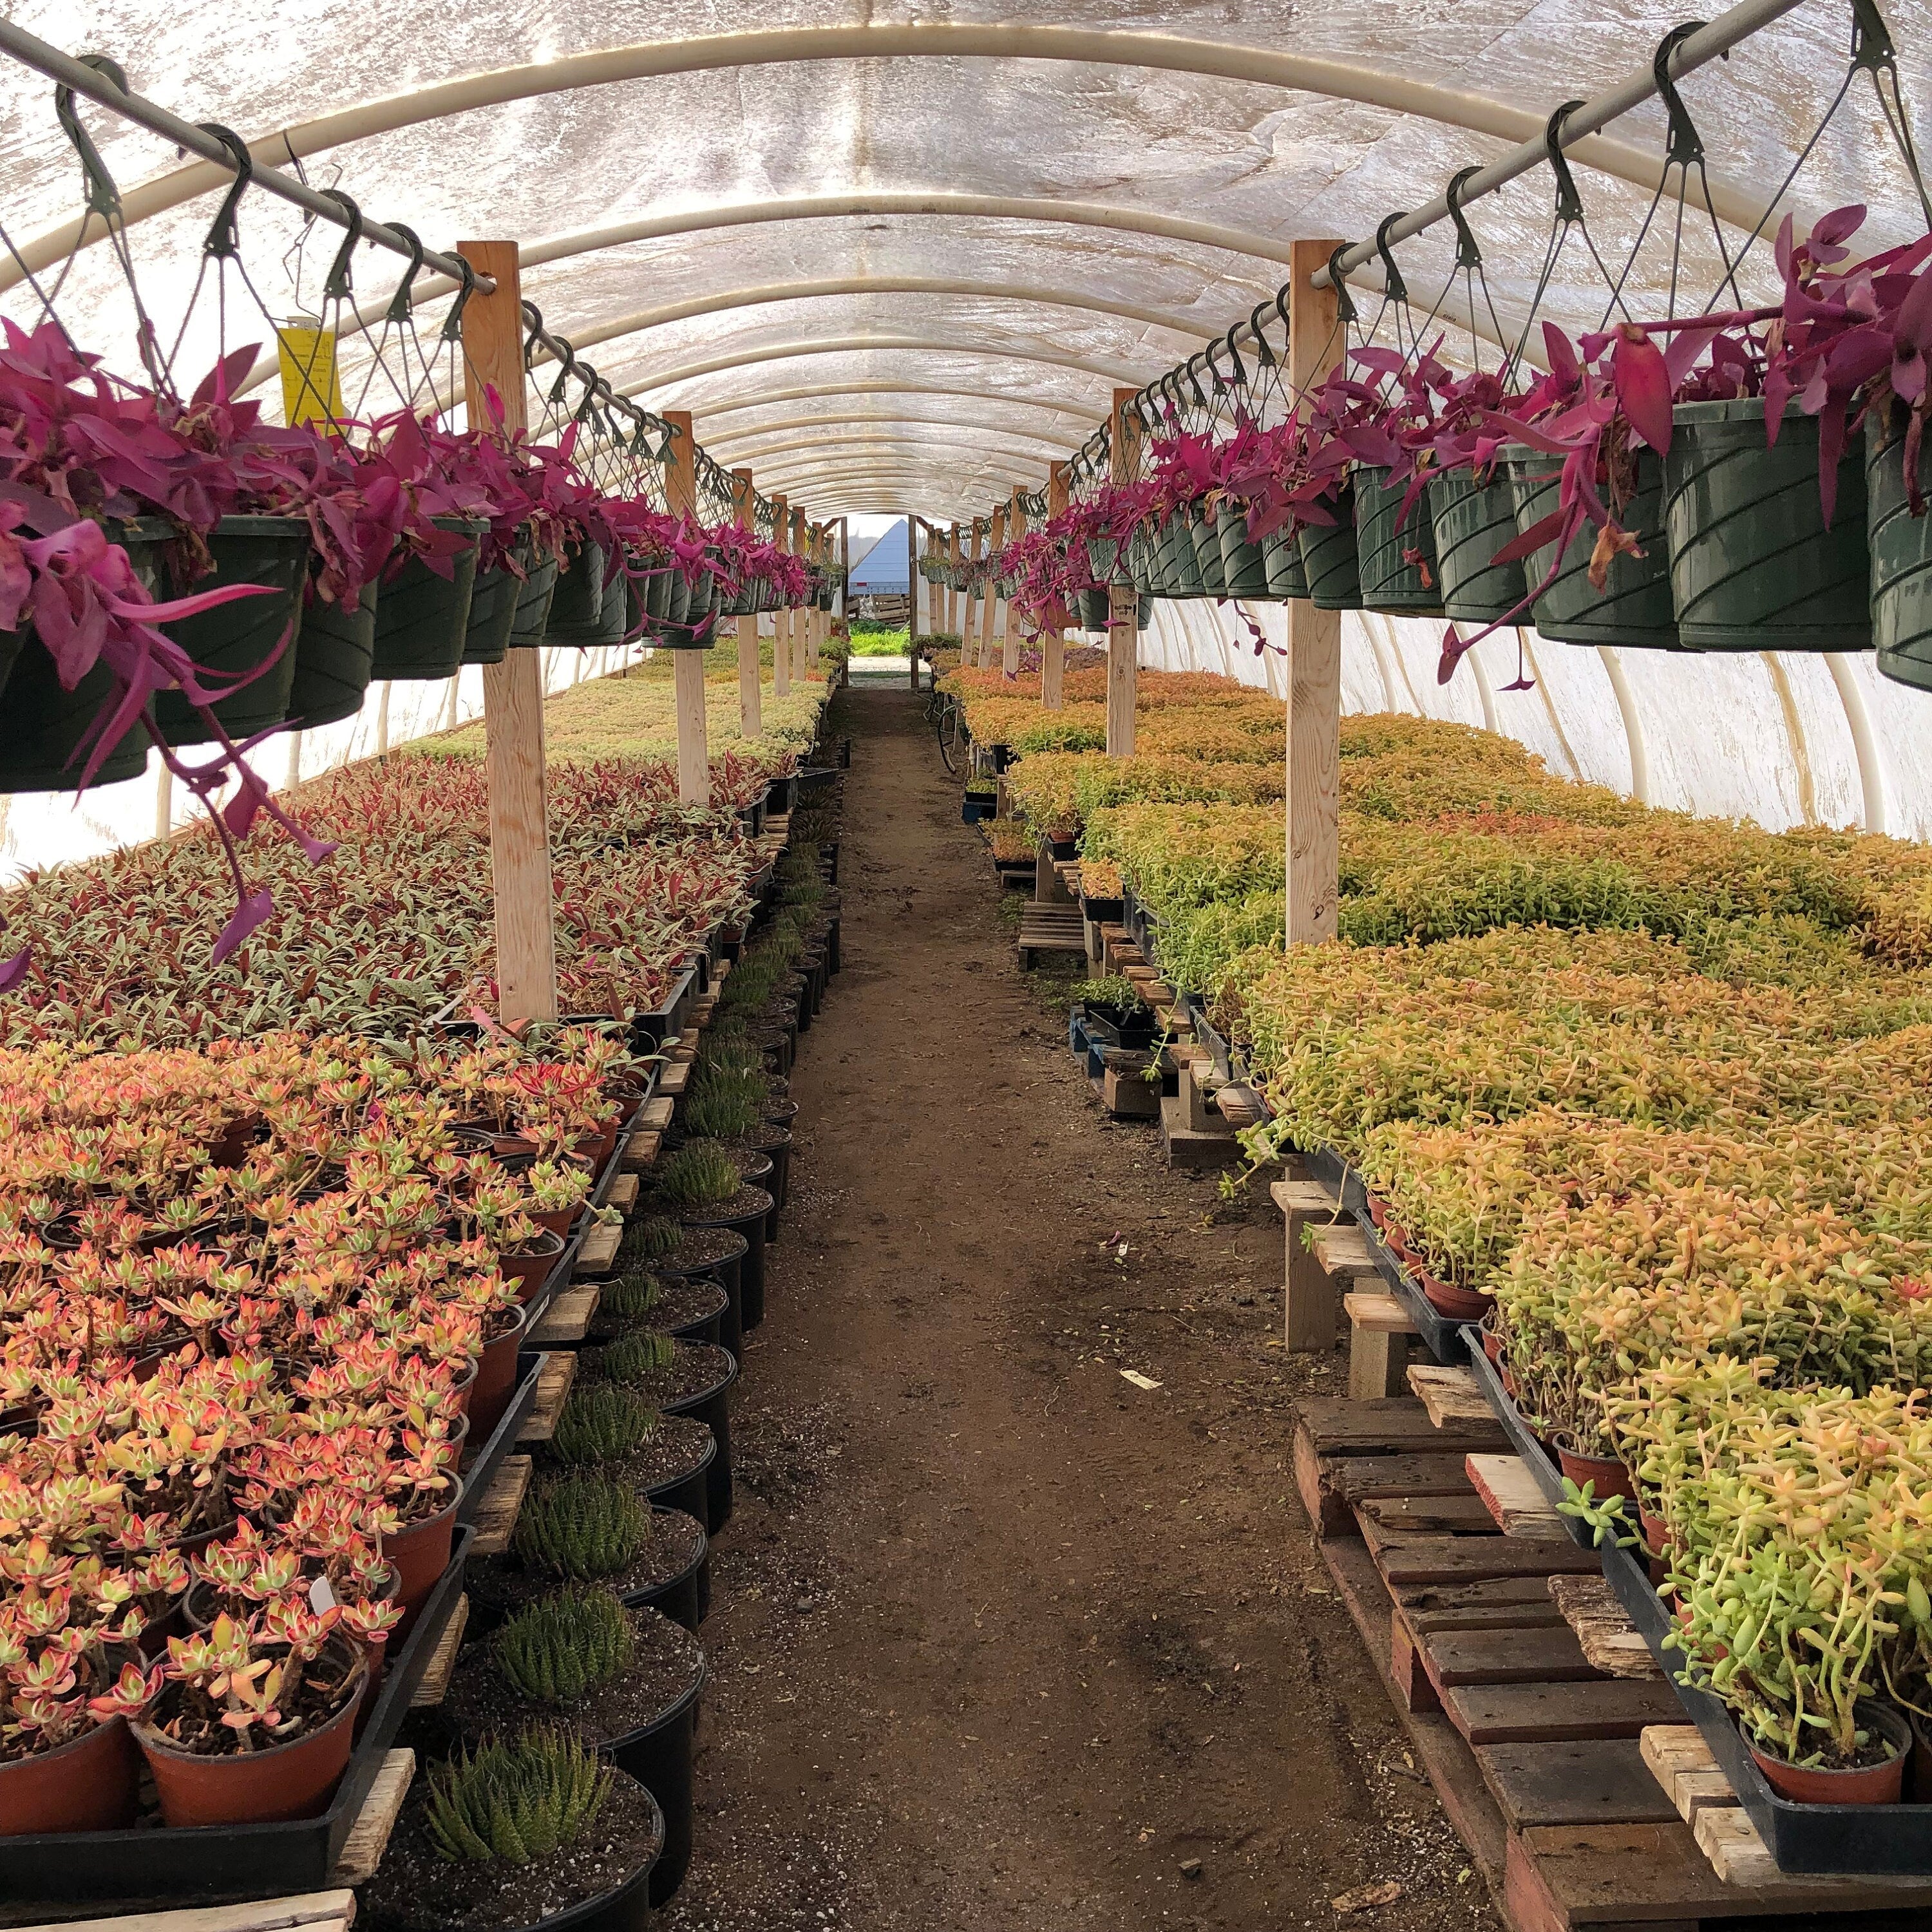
[
  {"left": 511, "top": 1473, "right": 650, "bottom": 1580},
  {"left": 650, "top": 1141, "right": 740, "bottom": 1209},
  {"left": 423, "top": 1726, "right": 612, "bottom": 1864},
  {"left": 597, "top": 1269, "right": 664, "bottom": 1323},
  {"left": 548, "top": 1381, "right": 661, "bottom": 1465},
  {"left": 494, "top": 1586, "right": 635, "bottom": 1704},
  {"left": 595, "top": 1331, "right": 676, "bottom": 1389},
  {"left": 680, "top": 1082, "right": 762, "bottom": 1140},
  {"left": 621, "top": 1215, "right": 685, "bottom": 1264}
]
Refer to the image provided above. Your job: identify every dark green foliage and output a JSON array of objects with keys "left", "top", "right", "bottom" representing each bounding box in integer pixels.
[
  {"left": 595, "top": 1331, "right": 676, "bottom": 1388},
  {"left": 598, "top": 1269, "right": 663, "bottom": 1323},
  {"left": 548, "top": 1381, "right": 661, "bottom": 1465},
  {"left": 650, "top": 1140, "right": 739, "bottom": 1209},
  {"left": 621, "top": 1215, "right": 683, "bottom": 1264},
  {"left": 511, "top": 1473, "right": 650, "bottom": 1580},
  {"left": 494, "top": 1586, "right": 634, "bottom": 1704},
  {"left": 424, "top": 1725, "right": 612, "bottom": 1864},
  {"left": 680, "top": 1081, "right": 761, "bottom": 1140}
]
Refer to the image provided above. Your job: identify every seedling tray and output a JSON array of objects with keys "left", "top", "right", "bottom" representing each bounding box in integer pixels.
[
  {"left": 0, "top": 1528, "right": 473, "bottom": 1910},
  {"left": 457, "top": 1349, "right": 544, "bottom": 1526},
  {"left": 1083, "top": 1001, "right": 1155, "bottom": 1050},
  {"left": 1600, "top": 1540, "right": 1932, "bottom": 1873}
]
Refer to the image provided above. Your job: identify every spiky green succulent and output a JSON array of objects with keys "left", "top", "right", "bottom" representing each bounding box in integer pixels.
[
  {"left": 621, "top": 1215, "right": 685, "bottom": 1264},
  {"left": 511, "top": 1473, "right": 650, "bottom": 1580},
  {"left": 594, "top": 1331, "right": 676, "bottom": 1389},
  {"left": 649, "top": 1141, "right": 739, "bottom": 1209},
  {"left": 597, "top": 1268, "right": 663, "bottom": 1323},
  {"left": 494, "top": 1586, "right": 634, "bottom": 1704},
  {"left": 547, "top": 1381, "right": 662, "bottom": 1465},
  {"left": 424, "top": 1726, "right": 612, "bottom": 1864}
]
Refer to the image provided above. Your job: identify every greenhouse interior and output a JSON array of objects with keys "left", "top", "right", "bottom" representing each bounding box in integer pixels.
[{"left": 11, "top": 1, "right": 1932, "bottom": 1929}]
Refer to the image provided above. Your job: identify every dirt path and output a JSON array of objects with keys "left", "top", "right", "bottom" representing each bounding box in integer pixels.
[{"left": 663, "top": 687, "right": 1493, "bottom": 1932}]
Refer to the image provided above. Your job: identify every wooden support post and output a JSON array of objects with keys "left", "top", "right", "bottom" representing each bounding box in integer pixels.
[
  {"left": 1106, "top": 386, "right": 1140, "bottom": 757},
  {"left": 1273, "top": 1177, "right": 1344, "bottom": 1352},
  {"left": 771, "top": 493, "right": 791, "bottom": 697},
  {"left": 732, "top": 469, "right": 761, "bottom": 739},
  {"left": 791, "top": 507, "right": 811, "bottom": 683},
  {"left": 661, "top": 410, "right": 708, "bottom": 807},
  {"left": 911, "top": 522, "right": 927, "bottom": 690},
  {"left": 1287, "top": 240, "right": 1345, "bottom": 945},
  {"left": 980, "top": 506, "right": 1005, "bottom": 670},
  {"left": 1002, "top": 493, "right": 1026, "bottom": 677},
  {"left": 808, "top": 520, "right": 824, "bottom": 672},
  {"left": 460, "top": 240, "right": 556, "bottom": 1024},
  {"left": 1043, "top": 462, "right": 1068, "bottom": 709}
]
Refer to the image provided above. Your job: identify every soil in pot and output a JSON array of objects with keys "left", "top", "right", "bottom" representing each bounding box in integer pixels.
[
  {"left": 539, "top": 1383, "right": 716, "bottom": 1510},
  {"left": 586, "top": 1271, "right": 730, "bottom": 1347},
  {"left": 677, "top": 1187, "right": 773, "bottom": 1331},
  {"left": 359, "top": 1757, "right": 663, "bottom": 1932},
  {"left": 1747, "top": 1701, "right": 1910, "bottom": 1806},
  {"left": 585, "top": 1338, "right": 736, "bottom": 1530},
  {"left": 474, "top": 1504, "right": 707, "bottom": 1633}
]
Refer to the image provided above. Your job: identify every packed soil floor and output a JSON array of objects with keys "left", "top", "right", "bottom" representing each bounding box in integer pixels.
[{"left": 663, "top": 681, "right": 1493, "bottom": 1932}]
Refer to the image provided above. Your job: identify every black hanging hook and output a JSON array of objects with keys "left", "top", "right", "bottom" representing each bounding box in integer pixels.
[
  {"left": 383, "top": 223, "right": 427, "bottom": 323},
  {"left": 54, "top": 53, "right": 131, "bottom": 220},
  {"left": 1445, "top": 165, "right": 1485, "bottom": 270},
  {"left": 520, "top": 300, "right": 546, "bottom": 370},
  {"left": 1850, "top": 0, "right": 1899, "bottom": 73},
  {"left": 1325, "top": 244, "right": 1358, "bottom": 325},
  {"left": 1653, "top": 23, "right": 1709, "bottom": 166},
  {"left": 195, "top": 124, "right": 253, "bottom": 261},
  {"left": 1185, "top": 352, "right": 1210, "bottom": 411},
  {"left": 1251, "top": 298, "right": 1278, "bottom": 369},
  {"left": 440, "top": 253, "right": 477, "bottom": 343},
  {"left": 1202, "top": 338, "right": 1227, "bottom": 395},
  {"left": 321, "top": 189, "right": 363, "bottom": 300},
  {"left": 1373, "top": 214, "right": 1410, "bottom": 303},
  {"left": 1222, "top": 321, "right": 1247, "bottom": 390},
  {"left": 1544, "top": 100, "right": 1587, "bottom": 223},
  {"left": 545, "top": 330, "right": 578, "bottom": 404}
]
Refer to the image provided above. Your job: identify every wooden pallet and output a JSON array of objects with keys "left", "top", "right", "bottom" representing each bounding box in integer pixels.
[
  {"left": 330, "top": 1749, "right": 415, "bottom": 1884},
  {"left": 530, "top": 1285, "right": 600, "bottom": 1347},
  {"left": 1018, "top": 904, "right": 1086, "bottom": 969},
  {"left": 410, "top": 1592, "right": 469, "bottom": 1707},
  {"left": 1291, "top": 1396, "right": 1506, "bottom": 1538},
  {"left": 575, "top": 1220, "right": 623, "bottom": 1278},
  {"left": 621, "top": 1129, "right": 662, "bottom": 1173},
  {"left": 468, "top": 1453, "right": 532, "bottom": 1556},
  {"left": 518, "top": 1352, "right": 576, "bottom": 1441},
  {"left": 604, "top": 1171, "right": 639, "bottom": 1215}
]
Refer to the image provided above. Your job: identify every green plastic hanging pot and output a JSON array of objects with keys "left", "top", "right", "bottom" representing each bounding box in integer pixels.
[
  {"left": 1086, "top": 536, "right": 1121, "bottom": 584},
  {"left": 1663, "top": 397, "right": 1870, "bottom": 652},
  {"left": 1126, "top": 529, "right": 1157, "bottom": 595},
  {"left": 151, "top": 515, "right": 312, "bottom": 744},
  {"left": 507, "top": 556, "right": 560, "bottom": 647},
  {"left": 643, "top": 560, "right": 675, "bottom": 623},
  {"left": 548, "top": 540, "right": 605, "bottom": 629},
  {"left": 1162, "top": 516, "right": 1203, "bottom": 598},
  {"left": 1217, "top": 512, "right": 1271, "bottom": 597},
  {"left": 1428, "top": 469, "right": 1528, "bottom": 624},
  {"left": 1188, "top": 509, "right": 1227, "bottom": 598},
  {"left": 1263, "top": 524, "right": 1309, "bottom": 599},
  {"left": 548, "top": 548, "right": 627, "bottom": 647},
  {"left": 460, "top": 556, "right": 522, "bottom": 667},
  {"left": 1299, "top": 486, "right": 1363, "bottom": 611},
  {"left": 1356, "top": 467, "right": 1443, "bottom": 615},
  {"left": 1865, "top": 408, "right": 1932, "bottom": 688},
  {"left": 0, "top": 622, "right": 149, "bottom": 791},
  {"left": 289, "top": 578, "right": 376, "bottom": 727},
  {"left": 1077, "top": 588, "right": 1110, "bottom": 631},
  {"left": 370, "top": 517, "right": 485, "bottom": 679},
  {"left": 1503, "top": 444, "right": 1681, "bottom": 649}
]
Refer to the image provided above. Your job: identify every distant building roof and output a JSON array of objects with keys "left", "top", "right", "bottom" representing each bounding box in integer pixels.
[{"left": 848, "top": 518, "right": 909, "bottom": 595}]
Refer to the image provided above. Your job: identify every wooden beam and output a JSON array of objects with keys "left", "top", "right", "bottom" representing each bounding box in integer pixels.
[
  {"left": 947, "top": 522, "right": 961, "bottom": 639},
  {"left": 1043, "top": 462, "right": 1068, "bottom": 709},
  {"left": 661, "top": 408, "right": 708, "bottom": 807},
  {"left": 460, "top": 240, "right": 556, "bottom": 1025},
  {"left": 1002, "top": 493, "right": 1027, "bottom": 677},
  {"left": 771, "top": 492, "right": 791, "bottom": 697},
  {"left": 732, "top": 468, "right": 761, "bottom": 737},
  {"left": 1107, "top": 385, "right": 1139, "bottom": 756},
  {"left": 978, "top": 507, "right": 1005, "bottom": 670},
  {"left": 1287, "top": 238, "right": 1344, "bottom": 945},
  {"left": 791, "top": 506, "right": 811, "bottom": 683}
]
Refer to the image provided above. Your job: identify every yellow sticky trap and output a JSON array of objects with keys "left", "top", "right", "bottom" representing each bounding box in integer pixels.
[{"left": 276, "top": 318, "right": 342, "bottom": 428}]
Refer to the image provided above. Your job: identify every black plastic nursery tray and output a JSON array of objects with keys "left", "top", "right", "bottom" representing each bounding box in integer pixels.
[
  {"left": 0, "top": 1529, "right": 474, "bottom": 1912},
  {"left": 1600, "top": 1541, "right": 1932, "bottom": 1874},
  {"left": 632, "top": 963, "right": 699, "bottom": 1049},
  {"left": 456, "top": 1349, "right": 545, "bottom": 1528},
  {"left": 764, "top": 774, "right": 795, "bottom": 817},
  {"left": 1079, "top": 893, "right": 1124, "bottom": 925}
]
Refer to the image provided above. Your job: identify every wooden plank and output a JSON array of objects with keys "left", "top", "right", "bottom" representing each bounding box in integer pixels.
[
  {"left": 1293, "top": 1396, "right": 1506, "bottom": 1457},
  {"left": 1408, "top": 1363, "right": 1492, "bottom": 1428},
  {"left": 621, "top": 1130, "right": 661, "bottom": 1173},
  {"left": 1294, "top": 1449, "right": 1479, "bottom": 1539},
  {"left": 1419, "top": 1624, "right": 1601, "bottom": 1688},
  {"left": 661, "top": 409, "right": 709, "bottom": 805},
  {"left": 1273, "top": 1177, "right": 1340, "bottom": 1214},
  {"left": 1553, "top": 1577, "right": 1665, "bottom": 1680},
  {"left": 467, "top": 1453, "right": 531, "bottom": 1557},
  {"left": 1285, "top": 236, "right": 1345, "bottom": 948},
  {"left": 1474, "top": 1740, "right": 1679, "bottom": 1830},
  {"left": 576, "top": 1220, "right": 623, "bottom": 1277},
  {"left": 1281, "top": 1175, "right": 1345, "bottom": 1354},
  {"left": 1106, "top": 387, "right": 1139, "bottom": 758},
  {"left": 518, "top": 1352, "right": 576, "bottom": 1443},
  {"left": 35, "top": 1896, "right": 355, "bottom": 1932},
  {"left": 772, "top": 493, "right": 792, "bottom": 696},
  {"left": 658, "top": 1064, "right": 690, "bottom": 1097},
  {"left": 1467, "top": 1453, "right": 1571, "bottom": 1540},
  {"left": 330, "top": 1748, "right": 415, "bottom": 1884},
  {"left": 1445, "top": 1678, "right": 1689, "bottom": 1745},
  {"left": 530, "top": 1286, "right": 599, "bottom": 1347},
  {"left": 1394, "top": 1575, "right": 1570, "bottom": 1629},
  {"left": 1343, "top": 1290, "right": 1415, "bottom": 1334},
  {"left": 410, "top": 1592, "right": 469, "bottom": 1707},
  {"left": 1349, "top": 1313, "right": 1412, "bottom": 1399},
  {"left": 1358, "top": 1493, "right": 1501, "bottom": 1538},
  {"left": 1314, "top": 1225, "right": 1381, "bottom": 1280},
  {"left": 638, "top": 1095, "right": 674, "bottom": 1133},
  {"left": 605, "top": 1171, "right": 639, "bottom": 1214},
  {"left": 1374, "top": 1535, "right": 1602, "bottom": 1587},
  {"left": 733, "top": 470, "right": 762, "bottom": 737}
]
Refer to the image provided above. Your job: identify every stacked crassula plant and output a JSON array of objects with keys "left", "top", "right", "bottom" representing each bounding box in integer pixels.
[
  {"left": 547, "top": 1384, "right": 662, "bottom": 1467},
  {"left": 493, "top": 1587, "right": 635, "bottom": 1705},
  {"left": 594, "top": 1332, "right": 676, "bottom": 1390},
  {"left": 424, "top": 1726, "right": 613, "bottom": 1863},
  {"left": 649, "top": 1142, "right": 741, "bottom": 1211},
  {"left": 511, "top": 1475, "right": 651, "bottom": 1581},
  {"left": 595, "top": 1270, "right": 666, "bottom": 1325}
]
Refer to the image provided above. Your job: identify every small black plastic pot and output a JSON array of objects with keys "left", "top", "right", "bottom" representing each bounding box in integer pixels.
[
  {"left": 616, "top": 1506, "right": 710, "bottom": 1635},
  {"left": 650, "top": 1232, "right": 748, "bottom": 1359},
  {"left": 0, "top": 625, "right": 149, "bottom": 789},
  {"left": 762, "top": 1098, "right": 800, "bottom": 1134},
  {"left": 743, "top": 1128, "right": 793, "bottom": 1238},
  {"left": 681, "top": 1188, "right": 773, "bottom": 1334},
  {"left": 605, "top": 1660, "right": 708, "bottom": 1907},
  {"left": 643, "top": 1432, "right": 719, "bottom": 1533}
]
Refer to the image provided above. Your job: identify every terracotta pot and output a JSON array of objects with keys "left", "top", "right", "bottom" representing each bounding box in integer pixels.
[
  {"left": 1748, "top": 1702, "right": 1910, "bottom": 1806},
  {"left": 1419, "top": 1272, "right": 1492, "bottom": 1322},
  {"left": 1382, "top": 1222, "right": 1415, "bottom": 1260},
  {"left": 498, "top": 1228, "right": 566, "bottom": 1304},
  {"left": 136, "top": 1637, "right": 367, "bottom": 1827},
  {"left": 468, "top": 1300, "right": 531, "bottom": 1441},
  {"left": 0, "top": 1714, "right": 140, "bottom": 1835},
  {"left": 1365, "top": 1193, "right": 1390, "bottom": 1230},
  {"left": 576, "top": 1125, "right": 620, "bottom": 1174},
  {"left": 386, "top": 1495, "right": 460, "bottom": 1633},
  {"left": 1557, "top": 1446, "right": 1636, "bottom": 1506},
  {"left": 529, "top": 1203, "right": 580, "bottom": 1239},
  {"left": 1481, "top": 1326, "right": 1504, "bottom": 1368},
  {"left": 446, "top": 1352, "right": 480, "bottom": 1421},
  {"left": 1639, "top": 1506, "right": 1672, "bottom": 1588}
]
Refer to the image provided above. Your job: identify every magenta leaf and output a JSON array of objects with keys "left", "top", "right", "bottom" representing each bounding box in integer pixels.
[
  {"left": 1611, "top": 325, "right": 1674, "bottom": 454},
  {"left": 211, "top": 887, "right": 274, "bottom": 966},
  {"left": 0, "top": 946, "right": 30, "bottom": 992}
]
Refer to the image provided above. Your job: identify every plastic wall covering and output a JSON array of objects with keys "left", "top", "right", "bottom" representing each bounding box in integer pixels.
[{"left": 3, "top": 1, "right": 1932, "bottom": 847}]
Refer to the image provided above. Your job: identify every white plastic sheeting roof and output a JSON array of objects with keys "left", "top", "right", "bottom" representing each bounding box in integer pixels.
[{"left": 2, "top": 1, "right": 1931, "bottom": 840}]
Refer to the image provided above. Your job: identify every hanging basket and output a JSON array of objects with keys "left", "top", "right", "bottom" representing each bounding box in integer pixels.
[
  {"left": 1263, "top": 524, "right": 1309, "bottom": 599},
  {"left": 1503, "top": 444, "right": 1681, "bottom": 649},
  {"left": 151, "top": 515, "right": 312, "bottom": 745},
  {"left": 1189, "top": 509, "right": 1228, "bottom": 598},
  {"left": 0, "top": 626, "right": 148, "bottom": 791},
  {"left": 507, "top": 555, "right": 560, "bottom": 647},
  {"left": 1865, "top": 408, "right": 1932, "bottom": 689},
  {"left": 1429, "top": 469, "right": 1528, "bottom": 624},
  {"left": 642, "top": 560, "right": 675, "bottom": 623},
  {"left": 1077, "top": 587, "right": 1110, "bottom": 631},
  {"left": 1356, "top": 467, "right": 1443, "bottom": 616},
  {"left": 460, "top": 551, "right": 526, "bottom": 667},
  {"left": 1159, "top": 516, "right": 1202, "bottom": 599},
  {"left": 289, "top": 578, "right": 376, "bottom": 728},
  {"left": 659, "top": 575, "right": 717, "bottom": 649},
  {"left": 1299, "top": 485, "right": 1363, "bottom": 611},
  {"left": 547, "top": 540, "right": 606, "bottom": 630},
  {"left": 1663, "top": 398, "right": 1870, "bottom": 652},
  {"left": 1217, "top": 513, "right": 1271, "bottom": 598},
  {"left": 370, "top": 517, "right": 486, "bottom": 680}
]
